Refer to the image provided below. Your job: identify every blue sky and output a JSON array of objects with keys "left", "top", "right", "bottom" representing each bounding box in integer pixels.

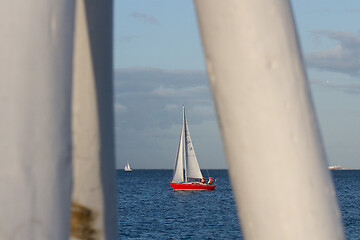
[{"left": 114, "top": 0, "right": 360, "bottom": 169}]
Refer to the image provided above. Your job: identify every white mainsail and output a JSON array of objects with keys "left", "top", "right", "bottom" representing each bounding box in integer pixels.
[
  {"left": 171, "top": 105, "right": 203, "bottom": 183},
  {"left": 184, "top": 114, "right": 203, "bottom": 179}
]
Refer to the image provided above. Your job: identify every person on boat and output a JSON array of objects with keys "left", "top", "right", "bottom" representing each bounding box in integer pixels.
[
  {"left": 208, "top": 177, "right": 213, "bottom": 185},
  {"left": 201, "top": 177, "right": 206, "bottom": 184}
]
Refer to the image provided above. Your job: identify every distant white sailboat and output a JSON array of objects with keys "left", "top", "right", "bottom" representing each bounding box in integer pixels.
[{"left": 124, "top": 161, "right": 132, "bottom": 172}]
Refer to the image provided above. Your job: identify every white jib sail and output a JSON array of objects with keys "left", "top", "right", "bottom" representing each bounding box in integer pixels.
[
  {"left": 172, "top": 120, "right": 184, "bottom": 183},
  {"left": 184, "top": 112, "right": 203, "bottom": 180},
  {"left": 125, "top": 162, "right": 130, "bottom": 170}
]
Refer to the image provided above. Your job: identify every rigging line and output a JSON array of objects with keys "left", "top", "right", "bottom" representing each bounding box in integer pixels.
[{"left": 206, "top": 169, "right": 210, "bottom": 178}]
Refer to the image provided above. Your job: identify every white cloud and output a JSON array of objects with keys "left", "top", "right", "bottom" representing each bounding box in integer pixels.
[
  {"left": 152, "top": 85, "right": 208, "bottom": 97},
  {"left": 114, "top": 103, "right": 127, "bottom": 112},
  {"left": 131, "top": 12, "right": 158, "bottom": 24},
  {"left": 305, "top": 31, "right": 360, "bottom": 77}
]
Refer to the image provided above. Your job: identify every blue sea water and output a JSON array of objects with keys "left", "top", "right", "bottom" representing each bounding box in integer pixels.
[
  {"left": 332, "top": 170, "right": 360, "bottom": 239},
  {"left": 117, "top": 170, "right": 360, "bottom": 239}
]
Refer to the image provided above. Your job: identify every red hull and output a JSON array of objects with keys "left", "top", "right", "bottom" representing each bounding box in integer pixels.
[{"left": 170, "top": 182, "right": 216, "bottom": 191}]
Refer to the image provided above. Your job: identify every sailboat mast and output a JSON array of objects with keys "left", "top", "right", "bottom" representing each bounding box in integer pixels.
[{"left": 183, "top": 105, "right": 188, "bottom": 183}]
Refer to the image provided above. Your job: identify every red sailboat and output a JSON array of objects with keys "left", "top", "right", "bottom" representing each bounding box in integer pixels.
[{"left": 170, "top": 105, "right": 216, "bottom": 191}]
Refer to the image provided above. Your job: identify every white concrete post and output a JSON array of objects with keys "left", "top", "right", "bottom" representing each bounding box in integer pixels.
[
  {"left": 194, "top": 0, "right": 345, "bottom": 239},
  {"left": 0, "top": 1, "right": 75, "bottom": 239},
  {"left": 71, "top": 0, "right": 116, "bottom": 239}
]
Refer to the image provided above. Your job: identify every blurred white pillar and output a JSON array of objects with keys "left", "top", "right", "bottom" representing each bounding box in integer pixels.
[
  {"left": 194, "top": 0, "right": 345, "bottom": 239},
  {"left": 71, "top": 0, "right": 116, "bottom": 239},
  {"left": 0, "top": 1, "right": 75, "bottom": 239}
]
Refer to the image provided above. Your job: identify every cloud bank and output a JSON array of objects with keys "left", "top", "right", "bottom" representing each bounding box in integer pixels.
[
  {"left": 114, "top": 68, "right": 224, "bottom": 169},
  {"left": 114, "top": 68, "right": 214, "bottom": 129},
  {"left": 305, "top": 30, "right": 360, "bottom": 77}
]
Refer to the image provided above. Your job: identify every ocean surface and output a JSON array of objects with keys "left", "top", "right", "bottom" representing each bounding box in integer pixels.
[{"left": 117, "top": 170, "right": 360, "bottom": 239}]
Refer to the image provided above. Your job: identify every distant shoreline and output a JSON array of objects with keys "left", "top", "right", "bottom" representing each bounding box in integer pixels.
[
  {"left": 116, "top": 168, "right": 228, "bottom": 170},
  {"left": 330, "top": 169, "right": 360, "bottom": 170},
  {"left": 116, "top": 168, "right": 360, "bottom": 171}
]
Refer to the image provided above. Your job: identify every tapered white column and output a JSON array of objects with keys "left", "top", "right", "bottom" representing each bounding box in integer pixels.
[
  {"left": 195, "top": 0, "right": 345, "bottom": 239},
  {"left": 71, "top": 0, "right": 116, "bottom": 239},
  {"left": 0, "top": 1, "right": 75, "bottom": 239}
]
